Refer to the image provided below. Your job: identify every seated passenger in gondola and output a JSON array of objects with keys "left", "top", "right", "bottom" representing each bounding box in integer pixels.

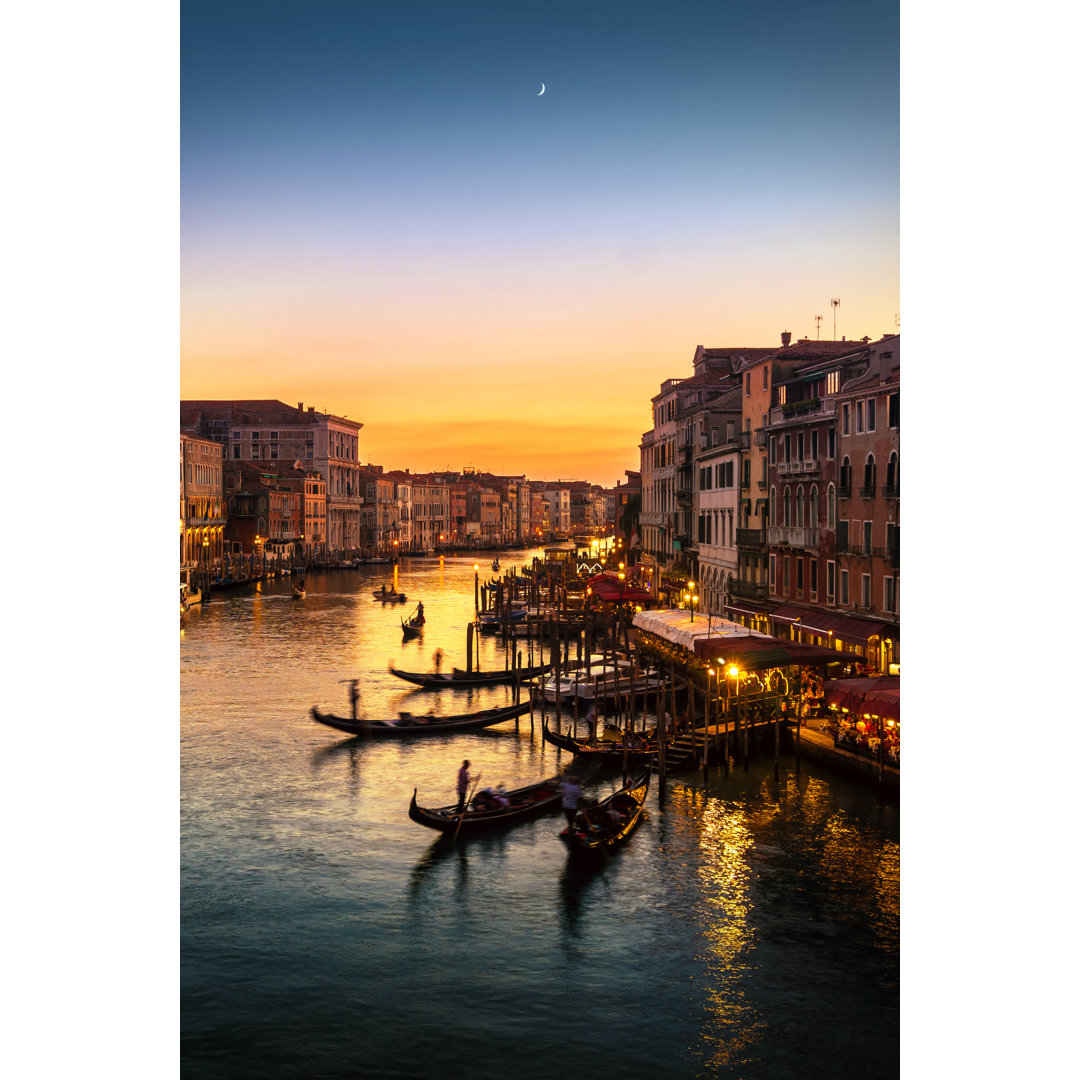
[{"left": 493, "top": 783, "right": 510, "bottom": 808}]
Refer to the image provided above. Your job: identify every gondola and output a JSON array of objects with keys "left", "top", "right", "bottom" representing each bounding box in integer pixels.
[
  {"left": 560, "top": 769, "right": 650, "bottom": 854},
  {"left": 401, "top": 604, "right": 425, "bottom": 639},
  {"left": 309, "top": 700, "right": 529, "bottom": 738},
  {"left": 409, "top": 761, "right": 600, "bottom": 835},
  {"left": 388, "top": 661, "right": 553, "bottom": 689},
  {"left": 541, "top": 717, "right": 665, "bottom": 764},
  {"left": 409, "top": 775, "right": 557, "bottom": 834}
]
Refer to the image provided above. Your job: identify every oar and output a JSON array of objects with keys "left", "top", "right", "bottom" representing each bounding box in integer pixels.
[{"left": 452, "top": 774, "right": 482, "bottom": 844}]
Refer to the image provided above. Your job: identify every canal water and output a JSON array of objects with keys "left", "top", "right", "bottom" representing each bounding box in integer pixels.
[{"left": 181, "top": 551, "right": 899, "bottom": 1079}]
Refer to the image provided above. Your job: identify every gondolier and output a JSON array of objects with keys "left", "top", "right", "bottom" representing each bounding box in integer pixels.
[
  {"left": 559, "top": 776, "right": 583, "bottom": 826},
  {"left": 456, "top": 760, "right": 472, "bottom": 813}
]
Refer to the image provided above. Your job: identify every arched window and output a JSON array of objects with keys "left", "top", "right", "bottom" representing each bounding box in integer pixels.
[
  {"left": 810, "top": 485, "right": 819, "bottom": 527},
  {"left": 840, "top": 457, "right": 852, "bottom": 492},
  {"left": 886, "top": 451, "right": 899, "bottom": 492},
  {"left": 783, "top": 486, "right": 792, "bottom": 527},
  {"left": 769, "top": 486, "right": 777, "bottom": 526},
  {"left": 796, "top": 485, "right": 805, "bottom": 528},
  {"left": 827, "top": 483, "right": 836, "bottom": 529},
  {"left": 864, "top": 453, "right": 876, "bottom": 491}
]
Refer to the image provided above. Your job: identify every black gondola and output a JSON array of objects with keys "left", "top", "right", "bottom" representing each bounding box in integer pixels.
[
  {"left": 401, "top": 604, "right": 425, "bottom": 639},
  {"left": 309, "top": 700, "right": 529, "bottom": 738},
  {"left": 559, "top": 769, "right": 650, "bottom": 854},
  {"left": 388, "top": 662, "right": 552, "bottom": 689},
  {"left": 541, "top": 717, "right": 665, "bottom": 764}
]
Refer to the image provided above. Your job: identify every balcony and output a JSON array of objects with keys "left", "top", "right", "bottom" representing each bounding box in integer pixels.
[
  {"left": 859, "top": 484, "right": 876, "bottom": 499},
  {"left": 738, "top": 431, "right": 751, "bottom": 450},
  {"left": 736, "top": 528, "right": 766, "bottom": 547},
  {"left": 837, "top": 483, "right": 851, "bottom": 500},
  {"left": 769, "top": 399, "right": 836, "bottom": 427},
  {"left": 729, "top": 578, "right": 769, "bottom": 601},
  {"left": 767, "top": 526, "right": 820, "bottom": 549},
  {"left": 753, "top": 430, "right": 768, "bottom": 448},
  {"left": 883, "top": 484, "right": 899, "bottom": 499},
  {"left": 676, "top": 488, "right": 693, "bottom": 507},
  {"left": 777, "top": 459, "right": 821, "bottom": 478}
]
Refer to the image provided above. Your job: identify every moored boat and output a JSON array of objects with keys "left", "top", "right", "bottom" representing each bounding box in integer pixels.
[
  {"left": 388, "top": 661, "right": 553, "bottom": 689},
  {"left": 560, "top": 769, "right": 650, "bottom": 854},
  {"left": 309, "top": 700, "right": 529, "bottom": 738},
  {"left": 541, "top": 718, "right": 666, "bottom": 764}
]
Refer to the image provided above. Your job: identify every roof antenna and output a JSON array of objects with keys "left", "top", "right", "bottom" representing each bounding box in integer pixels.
[
  {"left": 831, "top": 298, "right": 840, "bottom": 340},
  {"left": 815, "top": 314, "right": 822, "bottom": 340}
]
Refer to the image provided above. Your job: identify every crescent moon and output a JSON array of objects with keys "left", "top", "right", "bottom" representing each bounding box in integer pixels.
[{"left": 538, "top": 83, "right": 545, "bottom": 96}]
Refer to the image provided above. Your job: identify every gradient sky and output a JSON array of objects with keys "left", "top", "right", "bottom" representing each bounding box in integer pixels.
[{"left": 181, "top": 0, "right": 898, "bottom": 486}]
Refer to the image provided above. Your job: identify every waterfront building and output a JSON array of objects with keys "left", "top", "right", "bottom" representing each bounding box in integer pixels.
[
  {"left": 759, "top": 334, "right": 900, "bottom": 671},
  {"left": 180, "top": 431, "right": 226, "bottom": 575},
  {"left": 607, "top": 471, "right": 641, "bottom": 547},
  {"left": 692, "top": 387, "right": 744, "bottom": 616},
  {"left": 411, "top": 477, "right": 450, "bottom": 552},
  {"left": 722, "top": 337, "right": 856, "bottom": 632},
  {"left": 180, "top": 400, "right": 365, "bottom": 557},
  {"left": 541, "top": 486, "right": 571, "bottom": 538},
  {"left": 640, "top": 345, "right": 771, "bottom": 576}
]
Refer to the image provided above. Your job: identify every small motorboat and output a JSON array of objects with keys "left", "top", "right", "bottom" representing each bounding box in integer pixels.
[
  {"left": 373, "top": 588, "right": 407, "bottom": 603},
  {"left": 292, "top": 578, "right": 307, "bottom": 599}
]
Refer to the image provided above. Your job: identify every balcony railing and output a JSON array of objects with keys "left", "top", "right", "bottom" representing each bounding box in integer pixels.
[
  {"left": 729, "top": 578, "right": 769, "bottom": 601},
  {"left": 883, "top": 483, "right": 899, "bottom": 498},
  {"left": 767, "top": 526, "right": 820, "bottom": 549},
  {"left": 777, "top": 459, "right": 820, "bottom": 477},
  {"left": 736, "top": 528, "right": 766, "bottom": 547},
  {"left": 837, "top": 483, "right": 851, "bottom": 499},
  {"left": 859, "top": 484, "right": 876, "bottom": 498}
]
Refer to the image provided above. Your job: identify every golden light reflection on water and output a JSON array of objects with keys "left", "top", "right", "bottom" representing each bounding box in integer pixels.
[{"left": 663, "top": 772, "right": 899, "bottom": 1071}]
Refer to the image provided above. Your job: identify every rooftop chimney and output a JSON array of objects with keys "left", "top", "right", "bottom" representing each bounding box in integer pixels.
[
  {"left": 781, "top": 331, "right": 791, "bottom": 347},
  {"left": 298, "top": 402, "right": 303, "bottom": 413}
]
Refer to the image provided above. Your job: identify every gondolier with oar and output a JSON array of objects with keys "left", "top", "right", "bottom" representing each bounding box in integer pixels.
[
  {"left": 456, "top": 760, "right": 473, "bottom": 813},
  {"left": 349, "top": 679, "right": 360, "bottom": 721}
]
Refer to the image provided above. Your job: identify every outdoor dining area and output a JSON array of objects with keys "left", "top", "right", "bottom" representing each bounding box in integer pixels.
[{"left": 814, "top": 676, "right": 900, "bottom": 768}]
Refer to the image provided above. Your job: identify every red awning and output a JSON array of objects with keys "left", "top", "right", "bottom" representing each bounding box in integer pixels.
[
  {"left": 586, "top": 573, "right": 655, "bottom": 604},
  {"left": 824, "top": 677, "right": 900, "bottom": 720},
  {"left": 769, "top": 605, "right": 896, "bottom": 644}
]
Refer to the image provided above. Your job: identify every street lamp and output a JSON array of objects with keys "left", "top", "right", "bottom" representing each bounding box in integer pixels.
[
  {"left": 688, "top": 580, "right": 696, "bottom": 622},
  {"left": 474, "top": 563, "right": 480, "bottom": 612}
]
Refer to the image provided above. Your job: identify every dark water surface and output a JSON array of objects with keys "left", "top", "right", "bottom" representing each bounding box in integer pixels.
[{"left": 181, "top": 552, "right": 899, "bottom": 1079}]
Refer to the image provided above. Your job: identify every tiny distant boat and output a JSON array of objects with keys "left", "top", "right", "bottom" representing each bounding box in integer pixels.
[
  {"left": 401, "top": 605, "right": 426, "bottom": 639},
  {"left": 492, "top": 557, "right": 500, "bottom": 571},
  {"left": 388, "top": 661, "right": 553, "bottom": 689},
  {"left": 292, "top": 579, "right": 307, "bottom": 599},
  {"left": 373, "top": 589, "right": 407, "bottom": 603},
  {"left": 559, "top": 769, "right": 650, "bottom": 854},
  {"left": 309, "top": 700, "right": 530, "bottom": 738}
]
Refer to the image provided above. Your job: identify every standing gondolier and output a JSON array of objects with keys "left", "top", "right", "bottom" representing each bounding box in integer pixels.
[
  {"left": 349, "top": 679, "right": 360, "bottom": 721},
  {"left": 456, "top": 760, "right": 472, "bottom": 813},
  {"left": 559, "top": 776, "right": 584, "bottom": 827}
]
